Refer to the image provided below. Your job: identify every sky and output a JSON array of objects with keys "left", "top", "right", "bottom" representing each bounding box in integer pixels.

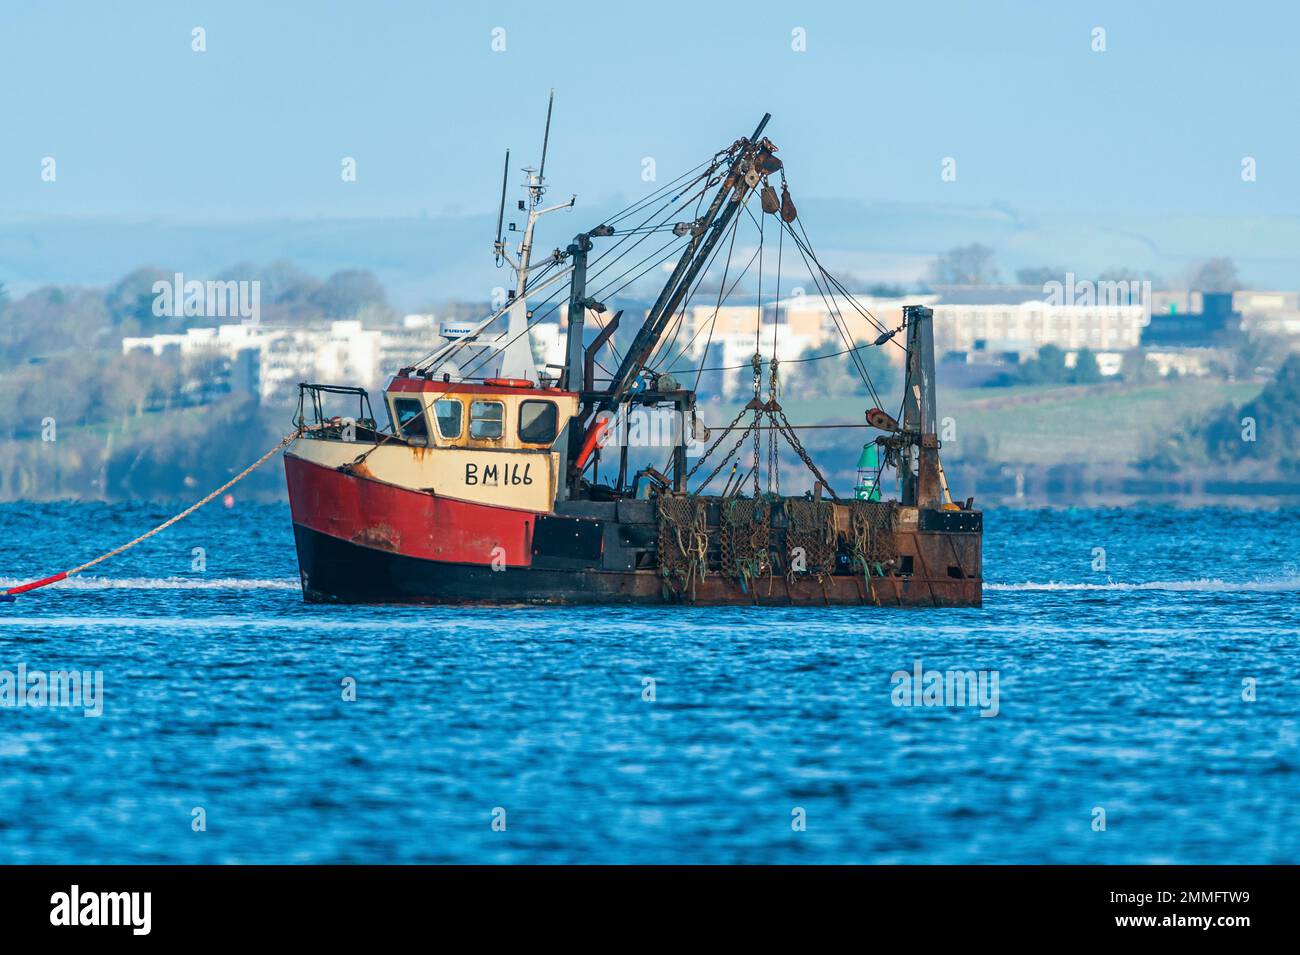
[{"left": 3, "top": 0, "right": 1300, "bottom": 225}]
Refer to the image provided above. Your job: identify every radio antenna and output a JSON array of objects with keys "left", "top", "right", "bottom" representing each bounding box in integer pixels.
[
  {"left": 537, "top": 89, "right": 554, "bottom": 195},
  {"left": 494, "top": 148, "right": 509, "bottom": 266}
]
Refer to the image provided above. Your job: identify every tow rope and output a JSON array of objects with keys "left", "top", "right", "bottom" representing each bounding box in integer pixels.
[{"left": 2, "top": 431, "right": 298, "bottom": 601}]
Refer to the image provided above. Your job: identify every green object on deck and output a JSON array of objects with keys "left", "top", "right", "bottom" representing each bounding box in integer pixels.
[{"left": 854, "top": 443, "right": 881, "bottom": 501}]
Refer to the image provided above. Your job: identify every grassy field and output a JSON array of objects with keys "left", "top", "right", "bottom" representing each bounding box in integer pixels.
[
  {"left": 703, "top": 378, "right": 1266, "bottom": 468},
  {"left": 939, "top": 379, "right": 1264, "bottom": 465}
]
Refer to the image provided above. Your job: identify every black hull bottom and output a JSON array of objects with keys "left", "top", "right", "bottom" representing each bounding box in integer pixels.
[
  {"left": 292, "top": 524, "right": 983, "bottom": 607},
  {"left": 294, "top": 524, "right": 660, "bottom": 605}
]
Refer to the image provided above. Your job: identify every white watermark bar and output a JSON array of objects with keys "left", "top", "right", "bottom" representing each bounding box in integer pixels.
[
  {"left": 0, "top": 663, "right": 104, "bottom": 717},
  {"left": 152, "top": 272, "right": 261, "bottom": 326},
  {"left": 890, "top": 659, "right": 1000, "bottom": 717}
]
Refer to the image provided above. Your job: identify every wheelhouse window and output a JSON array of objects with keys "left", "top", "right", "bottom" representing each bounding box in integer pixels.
[
  {"left": 433, "top": 398, "right": 463, "bottom": 439},
  {"left": 393, "top": 398, "right": 429, "bottom": 440},
  {"left": 518, "top": 400, "right": 558, "bottom": 444},
  {"left": 469, "top": 400, "right": 504, "bottom": 439}
]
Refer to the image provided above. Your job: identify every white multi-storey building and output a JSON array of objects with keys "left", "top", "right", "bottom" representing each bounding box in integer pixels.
[
  {"left": 1235, "top": 291, "right": 1300, "bottom": 344},
  {"left": 122, "top": 315, "right": 445, "bottom": 404},
  {"left": 926, "top": 287, "right": 1148, "bottom": 364}
]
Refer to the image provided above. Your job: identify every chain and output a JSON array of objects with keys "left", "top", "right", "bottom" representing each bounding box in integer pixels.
[
  {"left": 692, "top": 416, "right": 759, "bottom": 496},
  {"left": 685, "top": 404, "right": 750, "bottom": 484},
  {"left": 767, "top": 358, "right": 780, "bottom": 496},
  {"left": 684, "top": 356, "right": 834, "bottom": 499},
  {"left": 767, "top": 421, "right": 777, "bottom": 496},
  {"left": 771, "top": 407, "right": 839, "bottom": 500},
  {"left": 750, "top": 352, "right": 762, "bottom": 497}
]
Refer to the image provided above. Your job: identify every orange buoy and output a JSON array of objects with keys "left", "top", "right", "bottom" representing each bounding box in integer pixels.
[{"left": 484, "top": 377, "right": 535, "bottom": 388}]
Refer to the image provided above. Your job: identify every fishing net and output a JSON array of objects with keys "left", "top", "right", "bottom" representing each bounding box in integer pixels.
[
  {"left": 848, "top": 500, "right": 898, "bottom": 577},
  {"left": 656, "top": 494, "right": 710, "bottom": 601},
  {"left": 719, "top": 497, "right": 772, "bottom": 594},
  {"left": 783, "top": 498, "right": 837, "bottom": 581}
]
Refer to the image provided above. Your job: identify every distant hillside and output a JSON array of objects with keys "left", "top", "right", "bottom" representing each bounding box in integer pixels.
[
  {"left": 0, "top": 212, "right": 498, "bottom": 311},
  {"left": 1144, "top": 354, "right": 1300, "bottom": 478},
  {"left": 6, "top": 200, "right": 1300, "bottom": 308}
]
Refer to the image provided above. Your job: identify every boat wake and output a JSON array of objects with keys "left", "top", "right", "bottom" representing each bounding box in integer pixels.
[
  {"left": 0, "top": 576, "right": 301, "bottom": 591},
  {"left": 988, "top": 577, "right": 1300, "bottom": 593},
  {"left": 5, "top": 576, "right": 1294, "bottom": 595}
]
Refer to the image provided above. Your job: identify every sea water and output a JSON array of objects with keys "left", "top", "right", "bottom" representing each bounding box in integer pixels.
[{"left": 0, "top": 502, "right": 1296, "bottom": 863}]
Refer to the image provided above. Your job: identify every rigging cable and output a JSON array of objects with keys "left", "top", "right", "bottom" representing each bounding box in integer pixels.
[
  {"left": 730, "top": 193, "right": 885, "bottom": 406},
  {"left": 634, "top": 183, "right": 714, "bottom": 373},
  {"left": 776, "top": 218, "right": 886, "bottom": 409},
  {"left": 408, "top": 156, "right": 717, "bottom": 374}
]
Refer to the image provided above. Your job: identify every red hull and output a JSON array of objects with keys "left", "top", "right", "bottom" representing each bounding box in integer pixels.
[{"left": 284, "top": 454, "right": 536, "bottom": 567}]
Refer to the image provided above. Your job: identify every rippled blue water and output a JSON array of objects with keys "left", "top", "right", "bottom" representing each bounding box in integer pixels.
[{"left": 0, "top": 502, "right": 1296, "bottom": 863}]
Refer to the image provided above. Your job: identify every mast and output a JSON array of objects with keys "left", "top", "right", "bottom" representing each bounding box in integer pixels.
[
  {"left": 562, "top": 232, "right": 592, "bottom": 391},
  {"left": 901, "top": 304, "right": 942, "bottom": 508},
  {"left": 599, "top": 113, "right": 773, "bottom": 410},
  {"left": 498, "top": 91, "right": 572, "bottom": 382}
]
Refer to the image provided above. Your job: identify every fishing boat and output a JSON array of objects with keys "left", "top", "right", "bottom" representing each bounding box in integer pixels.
[{"left": 283, "top": 106, "right": 983, "bottom": 606}]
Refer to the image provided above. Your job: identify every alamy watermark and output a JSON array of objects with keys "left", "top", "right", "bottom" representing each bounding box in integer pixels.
[
  {"left": 0, "top": 663, "right": 104, "bottom": 717},
  {"left": 589, "top": 406, "right": 709, "bottom": 456},
  {"left": 1043, "top": 272, "right": 1152, "bottom": 322},
  {"left": 50, "top": 885, "right": 150, "bottom": 935},
  {"left": 891, "top": 659, "right": 999, "bottom": 717},
  {"left": 152, "top": 271, "right": 261, "bottom": 325}
]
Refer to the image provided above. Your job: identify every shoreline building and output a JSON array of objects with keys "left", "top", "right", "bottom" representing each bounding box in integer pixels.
[
  {"left": 122, "top": 315, "right": 444, "bottom": 405},
  {"left": 1231, "top": 290, "right": 1300, "bottom": 350},
  {"left": 926, "top": 285, "right": 1148, "bottom": 379},
  {"left": 1144, "top": 291, "right": 1240, "bottom": 347}
]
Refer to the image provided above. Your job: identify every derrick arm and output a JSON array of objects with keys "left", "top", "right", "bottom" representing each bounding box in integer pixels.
[
  {"left": 600, "top": 113, "right": 775, "bottom": 412},
  {"left": 558, "top": 114, "right": 779, "bottom": 500}
]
